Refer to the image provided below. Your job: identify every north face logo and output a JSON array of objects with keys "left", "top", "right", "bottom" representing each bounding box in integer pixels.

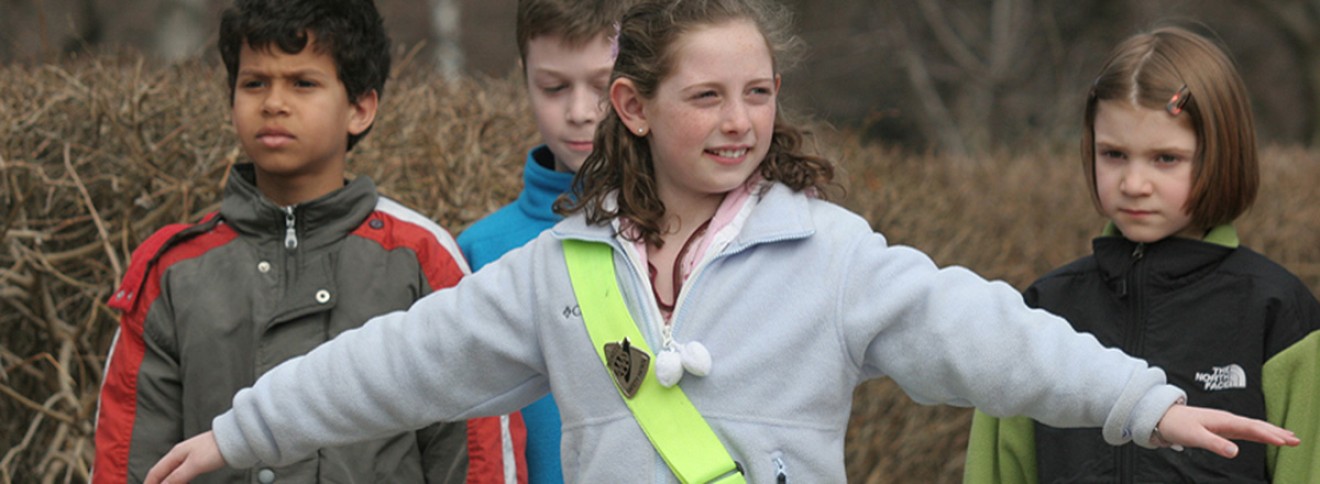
[{"left": 1194, "top": 364, "right": 1247, "bottom": 391}]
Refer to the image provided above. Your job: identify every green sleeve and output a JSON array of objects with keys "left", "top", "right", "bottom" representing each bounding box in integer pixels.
[
  {"left": 1263, "top": 330, "right": 1320, "bottom": 483},
  {"left": 963, "top": 410, "right": 1037, "bottom": 484}
]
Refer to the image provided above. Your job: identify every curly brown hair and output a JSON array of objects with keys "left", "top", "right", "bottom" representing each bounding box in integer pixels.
[{"left": 554, "top": 0, "right": 835, "bottom": 247}]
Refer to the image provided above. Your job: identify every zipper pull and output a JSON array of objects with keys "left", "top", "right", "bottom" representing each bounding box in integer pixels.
[
  {"left": 1117, "top": 242, "right": 1145, "bottom": 297},
  {"left": 774, "top": 456, "right": 788, "bottom": 483},
  {"left": 283, "top": 206, "right": 298, "bottom": 250}
]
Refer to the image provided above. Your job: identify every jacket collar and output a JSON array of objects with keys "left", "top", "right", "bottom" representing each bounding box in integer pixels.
[
  {"left": 1093, "top": 223, "right": 1238, "bottom": 288},
  {"left": 516, "top": 145, "right": 576, "bottom": 223},
  {"left": 1100, "top": 222, "right": 1239, "bottom": 248},
  {"left": 221, "top": 163, "right": 379, "bottom": 249},
  {"left": 550, "top": 181, "right": 816, "bottom": 254}
]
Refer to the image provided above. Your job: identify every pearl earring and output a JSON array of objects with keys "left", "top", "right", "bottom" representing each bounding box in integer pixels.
[{"left": 637, "top": 127, "right": 646, "bottom": 135}]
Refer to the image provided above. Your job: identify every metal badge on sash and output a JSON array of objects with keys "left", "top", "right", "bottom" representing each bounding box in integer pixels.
[{"left": 604, "top": 337, "right": 650, "bottom": 398}]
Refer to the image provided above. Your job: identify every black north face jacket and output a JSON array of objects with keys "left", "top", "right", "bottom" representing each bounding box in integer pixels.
[{"left": 1026, "top": 226, "right": 1320, "bottom": 483}]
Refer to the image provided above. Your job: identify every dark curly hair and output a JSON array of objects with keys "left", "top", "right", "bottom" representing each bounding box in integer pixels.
[
  {"left": 219, "top": 0, "right": 391, "bottom": 151},
  {"left": 554, "top": 0, "right": 835, "bottom": 247}
]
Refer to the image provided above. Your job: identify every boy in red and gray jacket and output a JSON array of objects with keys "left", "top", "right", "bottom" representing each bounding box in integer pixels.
[{"left": 92, "top": 0, "right": 522, "bottom": 482}]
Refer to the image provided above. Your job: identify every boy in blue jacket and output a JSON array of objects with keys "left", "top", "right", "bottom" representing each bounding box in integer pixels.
[{"left": 456, "top": 1, "right": 632, "bottom": 482}]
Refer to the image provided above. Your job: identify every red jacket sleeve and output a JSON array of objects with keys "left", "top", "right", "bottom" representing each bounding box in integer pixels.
[{"left": 94, "top": 223, "right": 191, "bottom": 484}]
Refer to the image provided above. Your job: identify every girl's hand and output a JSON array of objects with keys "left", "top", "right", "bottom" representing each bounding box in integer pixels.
[
  {"left": 144, "top": 430, "right": 226, "bottom": 484},
  {"left": 1154, "top": 404, "right": 1300, "bottom": 458}
]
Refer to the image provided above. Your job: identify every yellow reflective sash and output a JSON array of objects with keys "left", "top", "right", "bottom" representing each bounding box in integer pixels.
[{"left": 562, "top": 239, "right": 745, "bottom": 484}]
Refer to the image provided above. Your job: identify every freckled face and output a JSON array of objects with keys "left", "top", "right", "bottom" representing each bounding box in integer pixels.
[
  {"left": 525, "top": 33, "right": 614, "bottom": 173},
  {"left": 1093, "top": 100, "right": 1200, "bottom": 242},
  {"left": 642, "top": 19, "right": 778, "bottom": 209},
  {"left": 231, "top": 35, "right": 373, "bottom": 184}
]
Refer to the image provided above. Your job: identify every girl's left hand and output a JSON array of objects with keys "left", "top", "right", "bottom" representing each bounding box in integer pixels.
[
  {"left": 1154, "top": 404, "right": 1300, "bottom": 458},
  {"left": 144, "top": 430, "right": 226, "bottom": 484}
]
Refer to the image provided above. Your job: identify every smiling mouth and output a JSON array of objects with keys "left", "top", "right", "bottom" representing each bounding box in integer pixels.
[{"left": 707, "top": 148, "right": 748, "bottom": 159}]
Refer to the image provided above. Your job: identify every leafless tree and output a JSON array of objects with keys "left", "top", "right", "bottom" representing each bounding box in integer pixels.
[
  {"left": 1246, "top": 0, "right": 1320, "bottom": 146},
  {"left": 876, "top": 0, "right": 1035, "bottom": 156},
  {"left": 429, "top": 0, "right": 464, "bottom": 77},
  {"left": 62, "top": 0, "right": 103, "bottom": 54},
  {"left": 154, "top": 0, "right": 212, "bottom": 61},
  {"left": 880, "top": 7, "right": 968, "bottom": 157}
]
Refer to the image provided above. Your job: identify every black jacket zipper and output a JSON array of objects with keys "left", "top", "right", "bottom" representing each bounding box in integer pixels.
[{"left": 1118, "top": 242, "right": 1146, "bottom": 484}]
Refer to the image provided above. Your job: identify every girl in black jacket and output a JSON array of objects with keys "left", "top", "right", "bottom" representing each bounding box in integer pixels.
[{"left": 967, "top": 25, "right": 1320, "bottom": 484}]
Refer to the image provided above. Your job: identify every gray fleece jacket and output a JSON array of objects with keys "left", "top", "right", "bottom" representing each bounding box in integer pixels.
[{"left": 212, "top": 182, "right": 1184, "bottom": 483}]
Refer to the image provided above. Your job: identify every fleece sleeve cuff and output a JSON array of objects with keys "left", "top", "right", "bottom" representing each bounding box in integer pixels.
[
  {"left": 1129, "top": 384, "right": 1186, "bottom": 449},
  {"left": 212, "top": 410, "right": 259, "bottom": 469},
  {"left": 1102, "top": 377, "right": 1186, "bottom": 448}
]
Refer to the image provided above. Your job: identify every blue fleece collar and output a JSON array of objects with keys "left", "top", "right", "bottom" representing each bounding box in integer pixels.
[{"left": 516, "top": 145, "right": 576, "bottom": 223}]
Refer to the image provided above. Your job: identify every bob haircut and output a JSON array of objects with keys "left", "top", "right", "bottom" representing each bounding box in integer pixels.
[{"left": 1082, "top": 26, "right": 1258, "bottom": 230}]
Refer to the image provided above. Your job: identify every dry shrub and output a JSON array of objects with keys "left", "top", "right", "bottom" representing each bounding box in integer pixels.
[
  {"left": 2, "top": 55, "right": 1319, "bottom": 484},
  {"left": 0, "top": 54, "right": 535, "bottom": 484}
]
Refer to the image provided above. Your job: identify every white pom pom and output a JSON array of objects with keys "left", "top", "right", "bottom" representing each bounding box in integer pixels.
[
  {"left": 655, "top": 349, "right": 683, "bottom": 387},
  {"left": 679, "top": 341, "right": 711, "bottom": 376}
]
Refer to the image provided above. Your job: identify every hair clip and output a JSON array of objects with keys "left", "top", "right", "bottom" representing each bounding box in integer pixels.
[
  {"left": 1166, "top": 84, "right": 1190, "bottom": 116},
  {"left": 1087, "top": 75, "right": 1104, "bottom": 99}
]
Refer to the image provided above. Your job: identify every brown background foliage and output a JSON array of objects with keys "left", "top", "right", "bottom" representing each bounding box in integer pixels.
[
  {"left": 7, "top": 0, "right": 1320, "bottom": 151},
  {"left": 2, "top": 56, "right": 1319, "bottom": 483}
]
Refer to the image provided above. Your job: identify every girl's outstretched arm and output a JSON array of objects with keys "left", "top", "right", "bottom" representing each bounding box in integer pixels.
[
  {"left": 143, "top": 431, "right": 224, "bottom": 484},
  {"left": 1156, "top": 404, "right": 1300, "bottom": 458}
]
